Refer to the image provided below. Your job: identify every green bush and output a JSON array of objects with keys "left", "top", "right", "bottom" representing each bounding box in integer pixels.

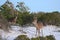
[
  {"left": 31, "top": 35, "right": 55, "bottom": 40},
  {"left": 46, "top": 35, "right": 56, "bottom": 40},
  {"left": 14, "top": 35, "right": 30, "bottom": 40},
  {"left": 15, "top": 35, "right": 55, "bottom": 40},
  {"left": 31, "top": 37, "right": 40, "bottom": 40},
  {"left": 31, "top": 37, "right": 45, "bottom": 40}
]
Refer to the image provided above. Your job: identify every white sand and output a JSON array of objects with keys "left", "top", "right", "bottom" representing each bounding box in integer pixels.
[{"left": 0, "top": 25, "right": 60, "bottom": 40}]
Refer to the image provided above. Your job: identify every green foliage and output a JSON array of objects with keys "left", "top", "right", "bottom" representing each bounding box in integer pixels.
[
  {"left": 14, "top": 35, "right": 30, "bottom": 40},
  {"left": 31, "top": 35, "right": 56, "bottom": 40},
  {"left": 0, "top": 1, "right": 14, "bottom": 20},
  {"left": 31, "top": 37, "right": 45, "bottom": 40},
  {"left": 39, "top": 12, "right": 60, "bottom": 26},
  {"left": 16, "top": 2, "right": 29, "bottom": 13},
  {"left": 0, "top": 0, "right": 60, "bottom": 26},
  {"left": 46, "top": 35, "right": 56, "bottom": 40},
  {"left": 31, "top": 37, "right": 40, "bottom": 40},
  {"left": 17, "top": 12, "right": 33, "bottom": 25},
  {"left": 14, "top": 35, "right": 55, "bottom": 40}
]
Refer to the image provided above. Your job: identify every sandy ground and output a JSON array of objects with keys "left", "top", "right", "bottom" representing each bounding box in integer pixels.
[{"left": 0, "top": 25, "right": 60, "bottom": 40}]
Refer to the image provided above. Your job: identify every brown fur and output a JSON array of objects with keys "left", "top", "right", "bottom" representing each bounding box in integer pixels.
[{"left": 32, "top": 17, "right": 43, "bottom": 36}]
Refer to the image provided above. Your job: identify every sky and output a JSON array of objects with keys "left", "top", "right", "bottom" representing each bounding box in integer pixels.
[{"left": 0, "top": 0, "right": 60, "bottom": 12}]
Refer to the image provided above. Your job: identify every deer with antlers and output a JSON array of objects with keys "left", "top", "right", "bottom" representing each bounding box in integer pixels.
[{"left": 32, "top": 16, "right": 43, "bottom": 37}]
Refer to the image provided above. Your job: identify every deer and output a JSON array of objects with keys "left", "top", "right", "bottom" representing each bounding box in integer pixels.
[
  {"left": 8, "top": 12, "right": 18, "bottom": 25},
  {"left": 0, "top": 14, "right": 11, "bottom": 32},
  {"left": 32, "top": 16, "right": 44, "bottom": 37}
]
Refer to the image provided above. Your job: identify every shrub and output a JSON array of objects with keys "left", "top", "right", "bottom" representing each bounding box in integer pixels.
[
  {"left": 46, "top": 35, "right": 56, "bottom": 40},
  {"left": 14, "top": 35, "right": 30, "bottom": 40},
  {"left": 14, "top": 35, "right": 55, "bottom": 40},
  {"left": 31, "top": 37, "right": 45, "bottom": 40}
]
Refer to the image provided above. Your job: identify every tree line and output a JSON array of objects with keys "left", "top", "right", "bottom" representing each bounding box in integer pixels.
[{"left": 0, "top": 0, "right": 60, "bottom": 26}]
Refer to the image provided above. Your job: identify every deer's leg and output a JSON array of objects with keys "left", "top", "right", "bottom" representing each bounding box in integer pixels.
[
  {"left": 41, "top": 29, "right": 43, "bottom": 37},
  {"left": 35, "top": 28, "right": 37, "bottom": 36},
  {"left": 35, "top": 28, "right": 40, "bottom": 37},
  {"left": 35, "top": 28, "right": 38, "bottom": 36},
  {"left": 38, "top": 29, "right": 40, "bottom": 37}
]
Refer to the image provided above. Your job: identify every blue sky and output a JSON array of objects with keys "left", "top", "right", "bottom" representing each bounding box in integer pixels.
[{"left": 0, "top": 0, "right": 60, "bottom": 12}]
